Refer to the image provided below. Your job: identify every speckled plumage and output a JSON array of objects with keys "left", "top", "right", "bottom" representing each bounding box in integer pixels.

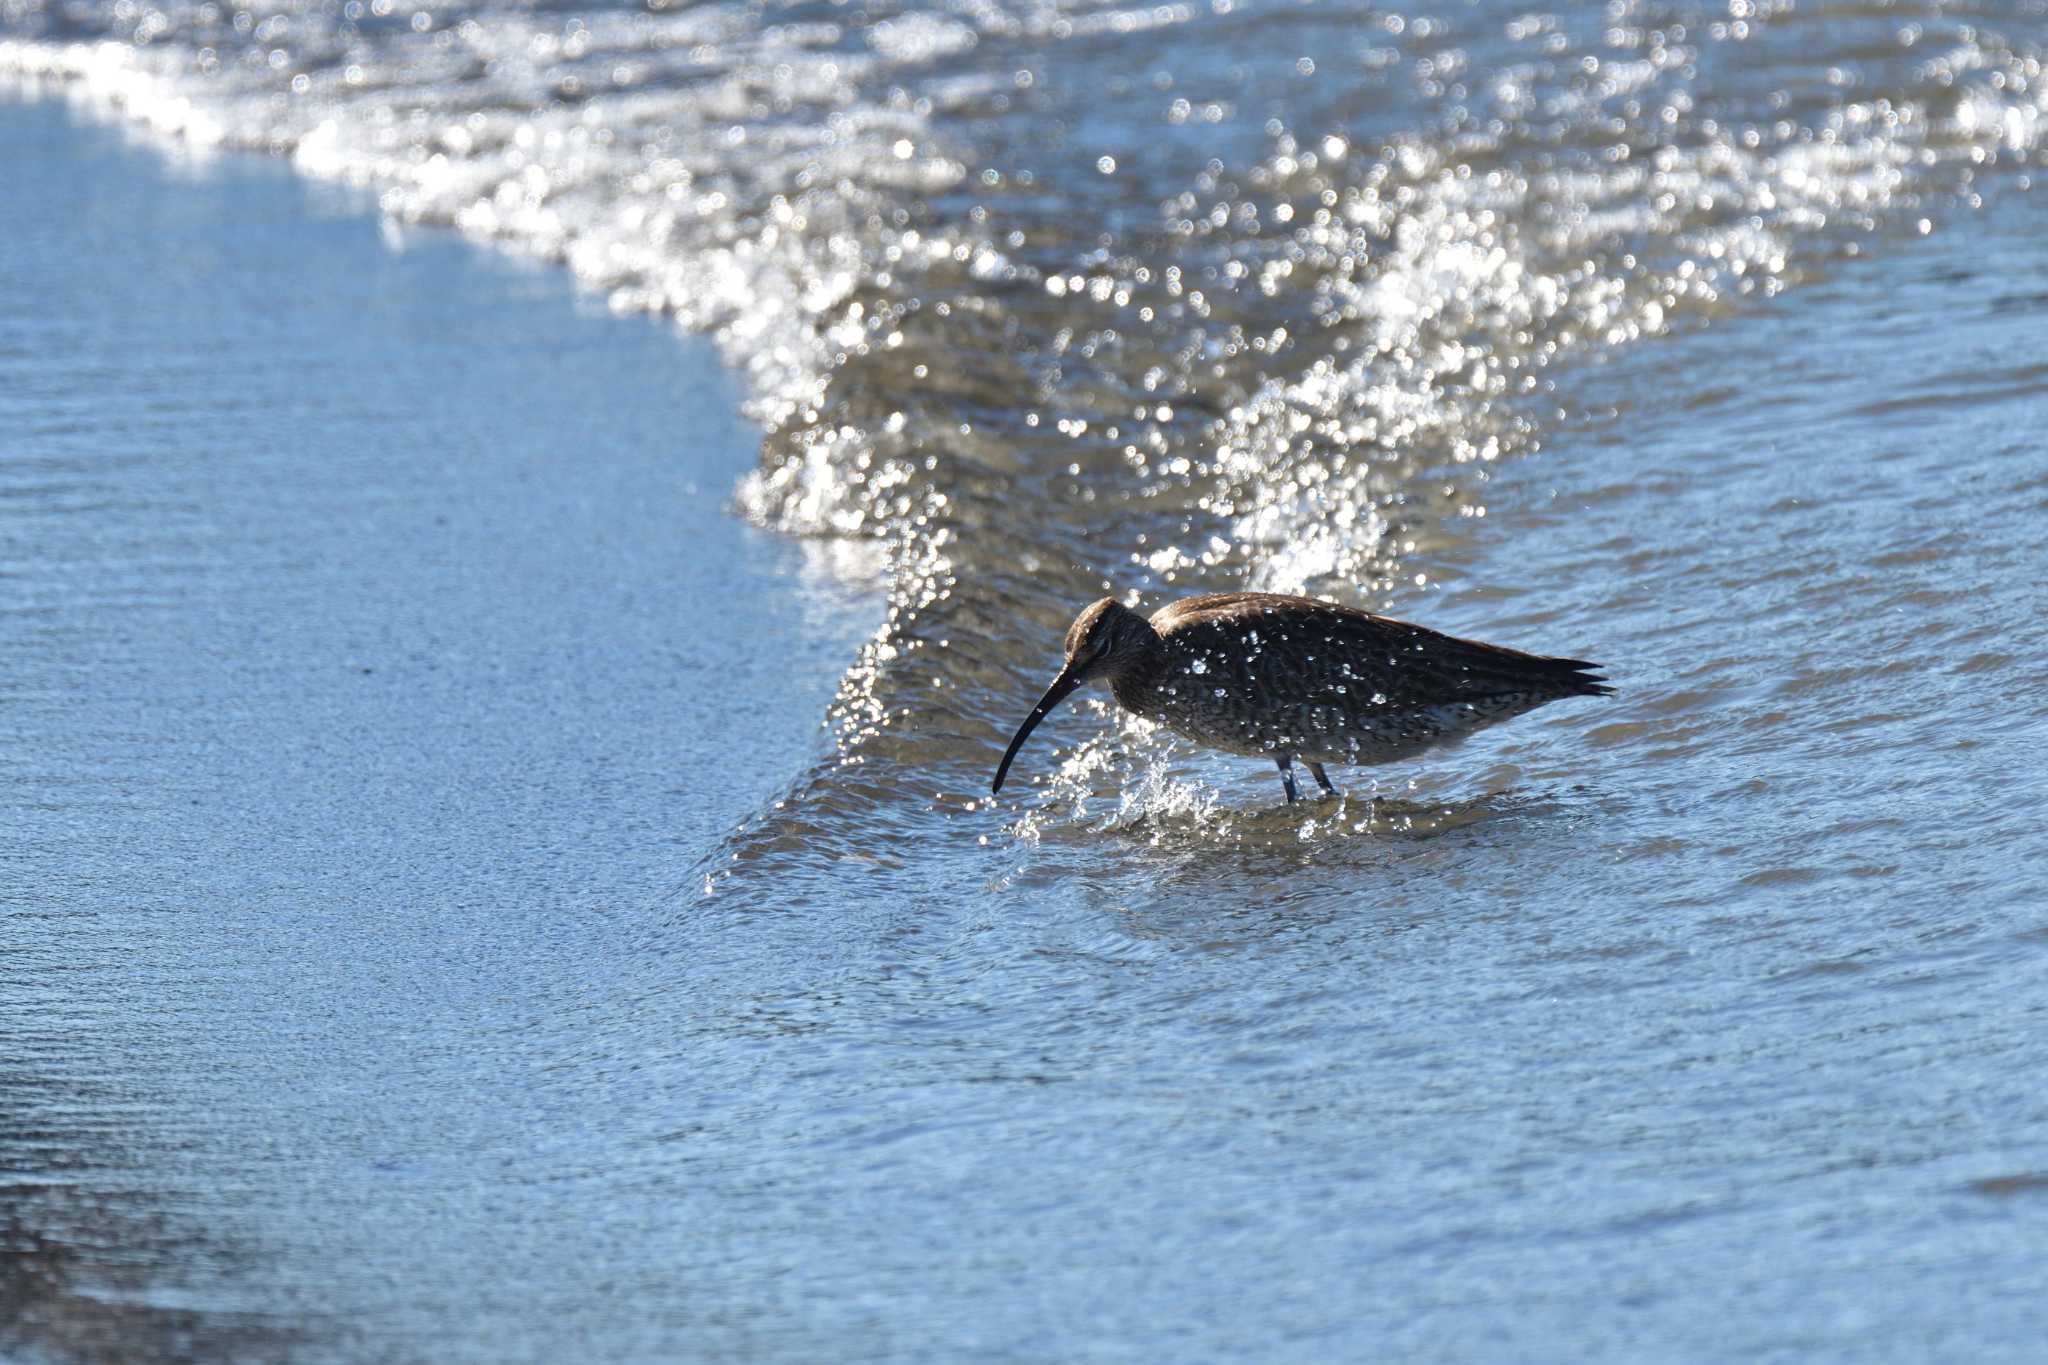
[{"left": 993, "top": 591, "right": 1613, "bottom": 802}]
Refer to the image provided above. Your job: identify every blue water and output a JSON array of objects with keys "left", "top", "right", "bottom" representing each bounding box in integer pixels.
[
  {"left": 6, "top": 0, "right": 2048, "bottom": 1358},
  {"left": 1, "top": 95, "right": 881, "bottom": 1362}
]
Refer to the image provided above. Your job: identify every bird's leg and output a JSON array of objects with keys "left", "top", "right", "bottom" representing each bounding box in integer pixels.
[
  {"left": 1306, "top": 761, "right": 1338, "bottom": 798},
  {"left": 1275, "top": 755, "right": 1300, "bottom": 803}
]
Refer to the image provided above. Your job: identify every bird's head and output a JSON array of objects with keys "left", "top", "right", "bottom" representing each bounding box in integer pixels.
[
  {"left": 991, "top": 597, "right": 1158, "bottom": 794},
  {"left": 1059, "top": 597, "right": 1158, "bottom": 684}
]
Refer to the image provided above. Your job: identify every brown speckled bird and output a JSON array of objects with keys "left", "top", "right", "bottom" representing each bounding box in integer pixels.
[{"left": 991, "top": 591, "right": 1613, "bottom": 802}]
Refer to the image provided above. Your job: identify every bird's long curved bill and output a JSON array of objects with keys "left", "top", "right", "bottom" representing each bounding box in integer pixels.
[{"left": 990, "top": 667, "right": 1083, "bottom": 794}]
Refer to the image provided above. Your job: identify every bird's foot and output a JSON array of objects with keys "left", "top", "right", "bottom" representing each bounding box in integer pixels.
[
  {"left": 1275, "top": 756, "right": 1301, "bottom": 803},
  {"left": 1306, "top": 761, "right": 1340, "bottom": 799}
]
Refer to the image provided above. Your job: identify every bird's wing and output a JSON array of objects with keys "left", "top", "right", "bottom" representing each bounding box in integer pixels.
[{"left": 1152, "top": 592, "right": 1610, "bottom": 709}]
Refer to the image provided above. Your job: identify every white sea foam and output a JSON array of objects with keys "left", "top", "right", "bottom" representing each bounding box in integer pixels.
[{"left": 5, "top": 0, "right": 2042, "bottom": 779}]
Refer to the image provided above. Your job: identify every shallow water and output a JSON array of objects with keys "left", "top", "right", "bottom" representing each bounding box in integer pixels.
[{"left": 6, "top": 0, "right": 2048, "bottom": 1358}]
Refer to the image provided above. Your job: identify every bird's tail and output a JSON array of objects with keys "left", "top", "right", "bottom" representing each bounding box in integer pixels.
[{"left": 1546, "top": 656, "right": 1615, "bottom": 698}]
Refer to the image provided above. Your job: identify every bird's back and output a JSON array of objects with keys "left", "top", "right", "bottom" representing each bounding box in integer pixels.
[{"left": 1121, "top": 592, "right": 1609, "bottom": 764}]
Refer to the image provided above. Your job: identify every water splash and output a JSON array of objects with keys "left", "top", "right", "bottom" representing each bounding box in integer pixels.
[{"left": 6, "top": 0, "right": 2044, "bottom": 848}]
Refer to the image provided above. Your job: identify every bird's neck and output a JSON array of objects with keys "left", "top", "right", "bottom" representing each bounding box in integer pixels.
[{"left": 1106, "top": 633, "right": 1170, "bottom": 714}]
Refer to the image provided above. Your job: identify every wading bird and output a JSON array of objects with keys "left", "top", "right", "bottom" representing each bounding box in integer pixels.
[{"left": 991, "top": 592, "right": 1612, "bottom": 802}]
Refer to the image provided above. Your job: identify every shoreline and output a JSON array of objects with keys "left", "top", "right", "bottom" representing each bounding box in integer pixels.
[{"left": 0, "top": 90, "right": 880, "bottom": 1361}]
